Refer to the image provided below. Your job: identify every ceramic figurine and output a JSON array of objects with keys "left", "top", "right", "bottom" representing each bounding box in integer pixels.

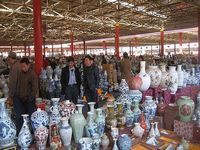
[
  {"left": 167, "top": 66, "right": 178, "bottom": 94},
  {"left": 85, "top": 112, "right": 98, "bottom": 137},
  {"left": 31, "top": 108, "right": 49, "bottom": 131},
  {"left": 50, "top": 125, "right": 62, "bottom": 150},
  {"left": 70, "top": 104, "right": 87, "bottom": 143},
  {"left": 177, "top": 65, "right": 184, "bottom": 88},
  {"left": 177, "top": 96, "right": 195, "bottom": 122},
  {"left": 117, "top": 134, "right": 132, "bottom": 150},
  {"left": 34, "top": 125, "right": 48, "bottom": 150},
  {"left": 125, "top": 102, "right": 134, "bottom": 127},
  {"left": 137, "top": 61, "right": 151, "bottom": 92},
  {"left": 59, "top": 100, "right": 76, "bottom": 118},
  {"left": 131, "top": 123, "right": 144, "bottom": 138},
  {"left": 0, "top": 98, "right": 16, "bottom": 147},
  {"left": 101, "top": 133, "right": 110, "bottom": 150},
  {"left": 146, "top": 65, "right": 162, "bottom": 88},
  {"left": 95, "top": 108, "right": 105, "bottom": 137},
  {"left": 59, "top": 117, "right": 72, "bottom": 147},
  {"left": 159, "top": 64, "right": 169, "bottom": 90},
  {"left": 17, "top": 114, "right": 32, "bottom": 150},
  {"left": 140, "top": 112, "right": 147, "bottom": 132}
]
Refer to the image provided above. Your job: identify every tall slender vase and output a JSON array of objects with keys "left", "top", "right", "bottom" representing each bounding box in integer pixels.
[
  {"left": 177, "top": 65, "right": 184, "bottom": 88},
  {"left": 18, "top": 114, "right": 32, "bottom": 150},
  {"left": 154, "top": 122, "right": 160, "bottom": 137},
  {"left": 167, "top": 66, "right": 178, "bottom": 94},
  {"left": 70, "top": 104, "right": 87, "bottom": 143},
  {"left": 148, "top": 123, "right": 155, "bottom": 137},
  {"left": 95, "top": 108, "right": 105, "bottom": 137},
  {"left": 137, "top": 61, "right": 151, "bottom": 92},
  {"left": 85, "top": 112, "right": 98, "bottom": 137},
  {"left": 59, "top": 117, "right": 72, "bottom": 147},
  {"left": 0, "top": 98, "right": 16, "bottom": 147},
  {"left": 125, "top": 102, "right": 134, "bottom": 127},
  {"left": 50, "top": 98, "right": 61, "bottom": 124},
  {"left": 88, "top": 102, "right": 96, "bottom": 119}
]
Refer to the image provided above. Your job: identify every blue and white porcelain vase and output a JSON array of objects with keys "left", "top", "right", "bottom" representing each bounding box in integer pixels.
[
  {"left": 143, "top": 96, "right": 157, "bottom": 119},
  {"left": 177, "top": 65, "right": 184, "bottom": 88},
  {"left": 146, "top": 65, "right": 162, "bottom": 88},
  {"left": 125, "top": 102, "right": 134, "bottom": 127},
  {"left": 145, "top": 113, "right": 151, "bottom": 131},
  {"left": 95, "top": 108, "right": 105, "bottom": 137},
  {"left": 88, "top": 102, "right": 97, "bottom": 120},
  {"left": 183, "top": 70, "right": 189, "bottom": 87},
  {"left": 167, "top": 66, "right": 178, "bottom": 94},
  {"left": 128, "top": 89, "right": 142, "bottom": 104},
  {"left": 70, "top": 104, "right": 87, "bottom": 143},
  {"left": 59, "top": 117, "right": 72, "bottom": 147},
  {"left": 31, "top": 108, "right": 49, "bottom": 131},
  {"left": 18, "top": 114, "right": 32, "bottom": 150},
  {"left": 159, "top": 64, "right": 169, "bottom": 90},
  {"left": 50, "top": 98, "right": 61, "bottom": 124},
  {"left": 85, "top": 112, "right": 98, "bottom": 137},
  {"left": 116, "top": 92, "right": 130, "bottom": 110},
  {"left": 132, "top": 101, "right": 141, "bottom": 123},
  {"left": 92, "top": 133, "right": 101, "bottom": 150},
  {"left": 79, "top": 137, "right": 93, "bottom": 150},
  {"left": 0, "top": 98, "right": 16, "bottom": 147},
  {"left": 117, "top": 134, "right": 132, "bottom": 150},
  {"left": 137, "top": 61, "right": 151, "bottom": 92},
  {"left": 119, "top": 79, "right": 129, "bottom": 94}
]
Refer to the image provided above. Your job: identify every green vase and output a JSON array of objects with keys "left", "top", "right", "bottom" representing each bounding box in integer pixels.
[
  {"left": 177, "top": 96, "right": 194, "bottom": 122},
  {"left": 70, "top": 104, "right": 86, "bottom": 143}
]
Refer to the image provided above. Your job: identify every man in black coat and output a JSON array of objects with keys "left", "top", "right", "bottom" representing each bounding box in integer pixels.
[
  {"left": 61, "top": 56, "right": 81, "bottom": 104},
  {"left": 83, "top": 55, "right": 99, "bottom": 105}
]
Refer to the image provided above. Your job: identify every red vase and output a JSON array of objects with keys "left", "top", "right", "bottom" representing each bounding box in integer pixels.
[
  {"left": 128, "top": 76, "right": 143, "bottom": 90},
  {"left": 140, "top": 112, "right": 147, "bottom": 132}
]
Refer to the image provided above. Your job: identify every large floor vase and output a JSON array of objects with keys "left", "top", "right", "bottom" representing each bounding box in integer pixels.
[{"left": 0, "top": 98, "right": 16, "bottom": 147}]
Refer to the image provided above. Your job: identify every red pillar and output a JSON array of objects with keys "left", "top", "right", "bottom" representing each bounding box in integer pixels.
[
  {"left": 70, "top": 32, "right": 74, "bottom": 56},
  {"left": 83, "top": 39, "right": 86, "bottom": 55},
  {"left": 24, "top": 45, "right": 27, "bottom": 56},
  {"left": 160, "top": 29, "right": 164, "bottom": 57},
  {"left": 179, "top": 32, "right": 182, "bottom": 54},
  {"left": 61, "top": 43, "right": 63, "bottom": 55},
  {"left": 198, "top": 12, "right": 200, "bottom": 63},
  {"left": 33, "top": 0, "right": 43, "bottom": 76},
  {"left": 115, "top": 23, "right": 120, "bottom": 59},
  {"left": 103, "top": 41, "right": 107, "bottom": 54}
]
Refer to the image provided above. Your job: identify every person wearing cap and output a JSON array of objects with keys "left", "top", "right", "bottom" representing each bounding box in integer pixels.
[
  {"left": 61, "top": 56, "right": 81, "bottom": 104},
  {"left": 83, "top": 55, "right": 99, "bottom": 106},
  {"left": 7, "top": 51, "right": 21, "bottom": 106},
  {"left": 120, "top": 52, "right": 132, "bottom": 81}
]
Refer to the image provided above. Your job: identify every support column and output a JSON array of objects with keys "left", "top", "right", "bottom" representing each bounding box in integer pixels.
[
  {"left": 179, "top": 32, "right": 183, "bottom": 54},
  {"left": 70, "top": 32, "right": 74, "bottom": 56},
  {"left": 115, "top": 23, "right": 120, "bottom": 59},
  {"left": 43, "top": 37, "right": 46, "bottom": 57},
  {"left": 33, "top": 0, "right": 43, "bottom": 76},
  {"left": 52, "top": 43, "right": 54, "bottom": 57},
  {"left": 174, "top": 43, "right": 176, "bottom": 55},
  {"left": 61, "top": 43, "right": 63, "bottom": 55},
  {"left": 83, "top": 39, "right": 86, "bottom": 55},
  {"left": 24, "top": 45, "right": 27, "bottom": 56},
  {"left": 103, "top": 41, "right": 107, "bottom": 55},
  {"left": 198, "top": 12, "right": 200, "bottom": 63},
  {"left": 160, "top": 28, "right": 164, "bottom": 57},
  {"left": 28, "top": 45, "right": 31, "bottom": 57}
]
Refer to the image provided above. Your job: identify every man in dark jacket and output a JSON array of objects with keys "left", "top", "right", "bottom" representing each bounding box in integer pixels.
[
  {"left": 61, "top": 56, "right": 81, "bottom": 104},
  {"left": 14, "top": 57, "right": 38, "bottom": 133},
  {"left": 83, "top": 55, "right": 99, "bottom": 105}
]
